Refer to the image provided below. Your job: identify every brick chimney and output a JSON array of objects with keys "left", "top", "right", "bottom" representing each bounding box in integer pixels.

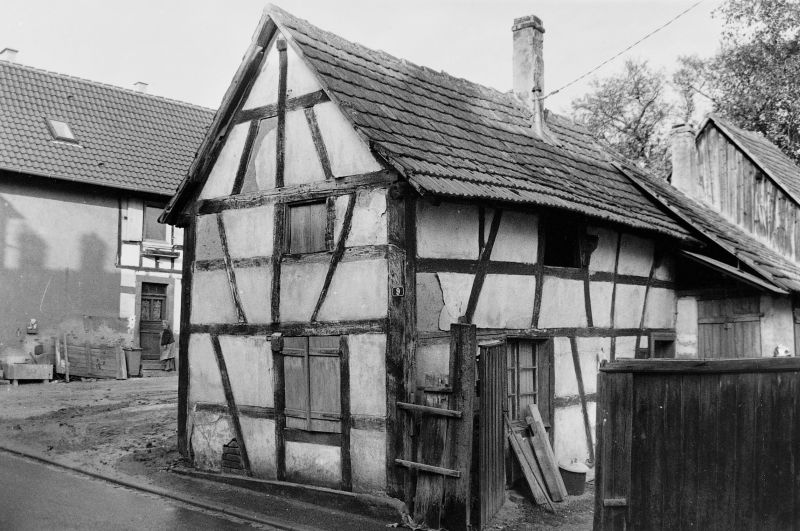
[
  {"left": 134, "top": 81, "right": 148, "bottom": 94},
  {"left": 512, "top": 15, "right": 548, "bottom": 139},
  {"left": 670, "top": 123, "right": 698, "bottom": 197},
  {"left": 0, "top": 48, "right": 18, "bottom": 63}
]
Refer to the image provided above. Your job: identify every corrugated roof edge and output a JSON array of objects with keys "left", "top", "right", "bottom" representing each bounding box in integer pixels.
[
  {"left": 617, "top": 160, "right": 798, "bottom": 292},
  {"left": 1, "top": 60, "right": 215, "bottom": 114}
]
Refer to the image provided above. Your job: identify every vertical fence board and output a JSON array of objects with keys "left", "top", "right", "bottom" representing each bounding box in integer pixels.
[
  {"left": 733, "top": 373, "right": 757, "bottom": 527},
  {"left": 695, "top": 373, "right": 720, "bottom": 530},
  {"left": 712, "top": 373, "right": 737, "bottom": 529},
  {"left": 678, "top": 374, "right": 700, "bottom": 530},
  {"left": 660, "top": 375, "right": 683, "bottom": 530}
]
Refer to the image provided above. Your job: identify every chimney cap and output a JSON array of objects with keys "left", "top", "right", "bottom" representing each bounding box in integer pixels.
[
  {"left": 1, "top": 48, "right": 19, "bottom": 62},
  {"left": 512, "top": 15, "right": 545, "bottom": 33},
  {"left": 671, "top": 123, "right": 695, "bottom": 133}
]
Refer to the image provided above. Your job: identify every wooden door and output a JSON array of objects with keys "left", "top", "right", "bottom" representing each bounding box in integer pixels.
[
  {"left": 477, "top": 340, "right": 506, "bottom": 529},
  {"left": 140, "top": 282, "right": 167, "bottom": 360},
  {"left": 697, "top": 297, "right": 761, "bottom": 358}
]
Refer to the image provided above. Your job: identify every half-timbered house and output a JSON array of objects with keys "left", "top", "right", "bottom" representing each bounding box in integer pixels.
[{"left": 161, "top": 5, "right": 800, "bottom": 503}]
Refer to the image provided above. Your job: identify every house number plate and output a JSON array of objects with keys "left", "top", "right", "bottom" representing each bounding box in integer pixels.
[{"left": 392, "top": 286, "right": 405, "bottom": 297}]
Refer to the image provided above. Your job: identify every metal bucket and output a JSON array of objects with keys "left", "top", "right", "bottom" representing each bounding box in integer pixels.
[{"left": 559, "top": 460, "right": 588, "bottom": 496}]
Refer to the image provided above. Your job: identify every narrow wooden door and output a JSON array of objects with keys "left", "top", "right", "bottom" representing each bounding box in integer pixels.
[
  {"left": 478, "top": 340, "right": 506, "bottom": 529},
  {"left": 140, "top": 283, "right": 167, "bottom": 360}
]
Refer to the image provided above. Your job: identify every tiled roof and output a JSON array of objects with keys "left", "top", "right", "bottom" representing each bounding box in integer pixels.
[
  {"left": 264, "top": 5, "right": 692, "bottom": 241},
  {"left": 705, "top": 114, "right": 800, "bottom": 204},
  {"left": 0, "top": 60, "right": 214, "bottom": 196},
  {"left": 623, "top": 160, "right": 800, "bottom": 292}
]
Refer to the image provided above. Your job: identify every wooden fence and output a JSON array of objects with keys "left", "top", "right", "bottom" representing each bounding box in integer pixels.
[{"left": 594, "top": 358, "right": 800, "bottom": 530}]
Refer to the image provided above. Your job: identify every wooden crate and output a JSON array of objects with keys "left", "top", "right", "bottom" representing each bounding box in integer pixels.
[{"left": 4, "top": 363, "right": 52, "bottom": 382}]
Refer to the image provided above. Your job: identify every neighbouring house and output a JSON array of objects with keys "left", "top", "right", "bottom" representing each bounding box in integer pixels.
[
  {"left": 160, "top": 3, "right": 800, "bottom": 507},
  {"left": 0, "top": 49, "right": 213, "bottom": 369},
  {"left": 663, "top": 116, "right": 800, "bottom": 358}
]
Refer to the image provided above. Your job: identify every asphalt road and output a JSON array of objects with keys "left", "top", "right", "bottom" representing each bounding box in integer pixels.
[{"left": 0, "top": 451, "right": 266, "bottom": 530}]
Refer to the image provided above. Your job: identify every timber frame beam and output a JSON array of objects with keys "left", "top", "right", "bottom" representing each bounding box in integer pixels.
[{"left": 196, "top": 170, "right": 395, "bottom": 215}]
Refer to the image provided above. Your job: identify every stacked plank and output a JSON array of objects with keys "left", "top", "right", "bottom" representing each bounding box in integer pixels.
[{"left": 507, "top": 404, "right": 569, "bottom": 510}]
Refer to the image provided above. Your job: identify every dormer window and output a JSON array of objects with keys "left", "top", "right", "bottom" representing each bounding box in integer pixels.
[{"left": 46, "top": 119, "right": 77, "bottom": 143}]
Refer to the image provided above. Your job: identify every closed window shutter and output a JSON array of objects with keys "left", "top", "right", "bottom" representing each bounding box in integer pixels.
[
  {"left": 282, "top": 336, "right": 341, "bottom": 433},
  {"left": 283, "top": 337, "right": 309, "bottom": 429},
  {"left": 308, "top": 336, "right": 341, "bottom": 433}
]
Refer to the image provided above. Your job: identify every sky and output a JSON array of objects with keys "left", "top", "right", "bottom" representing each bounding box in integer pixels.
[{"left": 1, "top": 0, "right": 725, "bottom": 114}]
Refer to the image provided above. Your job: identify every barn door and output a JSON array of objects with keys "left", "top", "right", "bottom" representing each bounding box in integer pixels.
[
  {"left": 477, "top": 340, "right": 506, "bottom": 529},
  {"left": 697, "top": 297, "right": 761, "bottom": 358}
]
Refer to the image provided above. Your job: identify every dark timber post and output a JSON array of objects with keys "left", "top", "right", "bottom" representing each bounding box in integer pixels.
[
  {"left": 177, "top": 217, "right": 195, "bottom": 457},
  {"left": 441, "top": 323, "right": 477, "bottom": 530}
]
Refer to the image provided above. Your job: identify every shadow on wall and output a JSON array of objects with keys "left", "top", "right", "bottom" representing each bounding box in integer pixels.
[{"left": 0, "top": 199, "right": 121, "bottom": 357}]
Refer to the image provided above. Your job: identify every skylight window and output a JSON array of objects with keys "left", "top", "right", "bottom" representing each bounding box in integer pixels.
[{"left": 46, "top": 119, "right": 77, "bottom": 143}]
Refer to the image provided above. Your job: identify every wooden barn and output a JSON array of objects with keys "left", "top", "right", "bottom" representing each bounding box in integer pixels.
[{"left": 161, "top": 4, "right": 800, "bottom": 513}]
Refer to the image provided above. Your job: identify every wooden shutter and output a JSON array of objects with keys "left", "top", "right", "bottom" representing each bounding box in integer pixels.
[
  {"left": 288, "top": 202, "right": 327, "bottom": 254},
  {"left": 282, "top": 336, "right": 341, "bottom": 433},
  {"left": 698, "top": 296, "right": 761, "bottom": 358},
  {"left": 308, "top": 336, "right": 341, "bottom": 432},
  {"left": 283, "top": 337, "right": 309, "bottom": 430}
]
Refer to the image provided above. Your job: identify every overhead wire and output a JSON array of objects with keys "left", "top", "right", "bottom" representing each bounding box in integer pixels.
[{"left": 539, "top": 0, "right": 706, "bottom": 101}]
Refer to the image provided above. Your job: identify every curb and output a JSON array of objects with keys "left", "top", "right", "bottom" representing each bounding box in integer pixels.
[
  {"left": 172, "top": 467, "right": 404, "bottom": 523},
  {"left": 0, "top": 445, "right": 317, "bottom": 531}
]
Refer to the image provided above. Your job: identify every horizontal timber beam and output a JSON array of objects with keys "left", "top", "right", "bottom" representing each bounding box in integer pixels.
[
  {"left": 601, "top": 357, "right": 800, "bottom": 374},
  {"left": 189, "top": 318, "right": 387, "bottom": 337},
  {"left": 234, "top": 90, "right": 329, "bottom": 124},
  {"left": 194, "top": 403, "right": 386, "bottom": 431},
  {"left": 396, "top": 401, "right": 463, "bottom": 418},
  {"left": 416, "top": 258, "right": 674, "bottom": 288},
  {"left": 417, "top": 327, "right": 675, "bottom": 341},
  {"left": 195, "top": 245, "right": 388, "bottom": 272},
  {"left": 196, "top": 171, "right": 395, "bottom": 215},
  {"left": 394, "top": 459, "right": 461, "bottom": 478},
  {"left": 195, "top": 402, "right": 276, "bottom": 419}
]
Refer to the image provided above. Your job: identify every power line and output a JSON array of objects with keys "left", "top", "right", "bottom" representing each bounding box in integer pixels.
[{"left": 540, "top": 0, "right": 706, "bottom": 101}]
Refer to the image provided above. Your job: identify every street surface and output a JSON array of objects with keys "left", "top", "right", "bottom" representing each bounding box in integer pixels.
[{"left": 0, "top": 450, "right": 264, "bottom": 530}]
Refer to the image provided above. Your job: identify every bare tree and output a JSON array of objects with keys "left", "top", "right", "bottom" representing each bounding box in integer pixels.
[{"left": 570, "top": 59, "right": 673, "bottom": 175}]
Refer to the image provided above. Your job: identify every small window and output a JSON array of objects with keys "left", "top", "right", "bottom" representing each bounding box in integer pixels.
[
  {"left": 282, "top": 336, "right": 341, "bottom": 433},
  {"left": 507, "top": 340, "right": 553, "bottom": 427},
  {"left": 46, "top": 119, "right": 77, "bottom": 142},
  {"left": 287, "top": 201, "right": 329, "bottom": 254},
  {"left": 543, "top": 218, "right": 581, "bottom": 268},
  {"left": 143, "top": 203, "right": 168, "bottom": 242},
  {"left": 636, "top": 331, "right": 677, "bottom": 359}
]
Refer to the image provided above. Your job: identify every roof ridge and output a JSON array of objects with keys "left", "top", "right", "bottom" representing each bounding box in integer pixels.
[
  {"left": 0, "top": 60, "right": 215, "bottom": 114},
  {"left": 264, "top": 3, "right": 522, "bottom": 111}
]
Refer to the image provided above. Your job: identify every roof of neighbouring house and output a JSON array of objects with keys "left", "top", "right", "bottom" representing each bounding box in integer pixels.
[
  {"left": 701, "top": 114, "right": 800, "bottom": 205},
  {"left": 0, "top": 60, "right": 215, "bottom": 196},
  {"left": 164, "top": 4, "right": 692, "bottom": 242},
  {"left": 623, "top": 160, "right": 800, "bottom": 292}
]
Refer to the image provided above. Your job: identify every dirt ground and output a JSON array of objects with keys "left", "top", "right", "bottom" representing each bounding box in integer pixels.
[
  {"left": 0, "top": 377, "right": 593, "bottom": 530},
  {"left": 0, "top": 376, "right": 181, "bottom": 482}
]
